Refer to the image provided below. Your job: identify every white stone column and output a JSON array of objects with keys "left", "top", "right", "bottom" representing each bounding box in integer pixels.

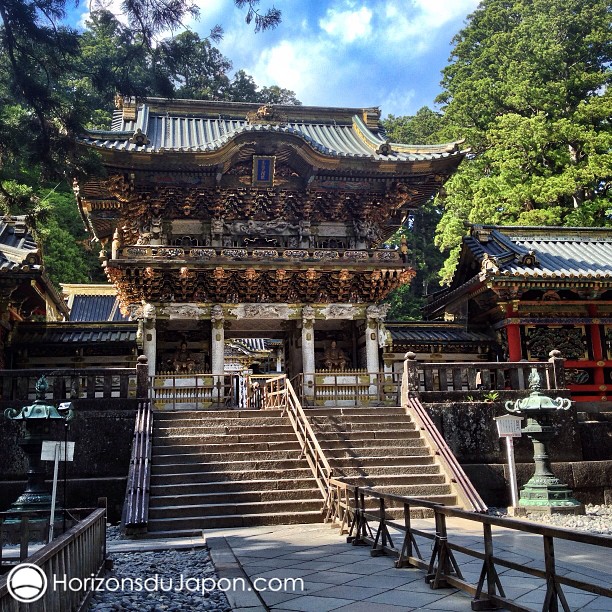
[
  {"left": 211, "top": 305, "right": 225, "bottom": 404},
  {"left": 301, "top": 306, "right": 316, "bottom": 399},
  {"left": 142, "top": 304, "right": 156, "bottom": 377},
  {"left": 365, "top": 316, "right": 380, "bottom": 373},
  {"left": 276, "top": 347, "right": 283, "bottom": 373}
]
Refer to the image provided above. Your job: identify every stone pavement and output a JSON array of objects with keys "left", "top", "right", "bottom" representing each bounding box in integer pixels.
[
  {"left": 4, "top": 519, "right": 609, "bottom": 611},
  {"left": 202, "top": 519, "right": 612, "bottom": 612}
]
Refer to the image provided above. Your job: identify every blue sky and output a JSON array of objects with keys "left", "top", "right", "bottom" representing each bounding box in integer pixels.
[{"left": 75, "top": 0, "right": 481, "bottom": 118}]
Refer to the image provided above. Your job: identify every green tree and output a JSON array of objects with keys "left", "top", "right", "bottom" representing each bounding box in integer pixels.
[
  {"left": 157, "top": 31, "right": 232, "bottom": 99},
  {"left": 227, "top": 69, "right": 300, "bottom": 104},
  {"left": 382, "top": 108, "right": 447, "bottom": 320},
  {"left": 435, "top": 0, "right": 612, "bottom": 282},
  {"left": 0, "top": 1, "right": 285, "bottom": 284},
  {"left": 384, "top": 107, "right": 443, "bottom": 145},
  {"left": 38, "top": 187, "right": 105, "bottom": 286}
]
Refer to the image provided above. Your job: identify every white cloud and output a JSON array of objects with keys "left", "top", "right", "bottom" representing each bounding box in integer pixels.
[
  {"left": 380, "top": 88, "right": 417, "bottom": 118},
  {"left": 319, "top": 5, "right": 373, "bottom": 44},
  {"left": 249, "top": 38, "right": 338, "bottom": 104},
  {"left": 412, "top": 0, "right": 480, "bottom": 26},
  {"left": 379, "top": 0, "right": 479, "bottom": 49}
]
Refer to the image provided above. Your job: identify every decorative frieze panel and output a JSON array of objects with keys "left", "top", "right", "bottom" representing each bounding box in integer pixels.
[
  {"left": 525, "top": 325, "right": 588, "bottom": 360},
  {"left": 117, "top": 246, "right": 403, "bottom": 265},
  {"left": 93, "top": 175, "right": 428, "bottom": 246},
  {"left": 106, "top": 265, "right": 414, "bottom": 314}
]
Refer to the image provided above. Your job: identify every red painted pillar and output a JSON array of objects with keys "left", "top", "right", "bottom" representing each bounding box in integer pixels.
[
  {"left": 588, "top": 306, "right": 605, "bottom": 386},
  {"left": 506, "top": 323, "right": 522, "bottom": 361}
]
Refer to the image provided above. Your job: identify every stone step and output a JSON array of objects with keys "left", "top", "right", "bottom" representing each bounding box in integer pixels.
[
  {"left": 154, "top": 409, "right": 284, "bottom": 420},
  {"left": 321, "top": 446, "right": 432, "bottom": 458},
  {"left": 152, "top": 432, "right": 298, "bottom": 446},
  {"left": 316, "top": 437, "right": 426, "bottom": 449},
  {"left": 313, "top": 426, "right": 418, "bottom": 437},
  {"left": 152, "top": 442, "right": 302, "bottom": 457},
  {"left": 154, "top": 448, "right": 306, "bottom": 463},
  {"left": 328, "top": 455, "right": 435, "bottom": 467},
  {"left": 357, "top": 484, "right": 454, "bottom": 499},
  {"left": 154, "top": 424, "right": 296, "bottom": 437},
  {"left": 150, "top": 477, "right": 320, "bottom": 506},
  {"left": 150, "top": 468, "right": 314, "bottom": 485},
  {"left": 153, "top": 437, "right": 301, "bottom": 455},
  {"left": 151, "top": 459, "right": 309, "bottom": 480},
  {"left": 330, "top": 464, "right": 441, "bottom": 477},
  {"left": 305, "top": 407, "right": 404, "bottom": 416},
  {"left": 154, "top": 414, "right": 287, "bottom": 424},
  {"left": 360, "top": 494, "right": 456, "bottom": 517},
  {"left": 148, "top": 497, "right": 323, "bottom": 519},
  {"left": 341, "top": 474, "right": 448, "bottom": 488},
  {"left": 151, "top": 456, "right": 309, "bottom": 471},
  {"left": 147, "top": 510, "right": 323, "bottom": 532},
  {"left": 307, "top": 414, "right": 412, "bottom": 425}
]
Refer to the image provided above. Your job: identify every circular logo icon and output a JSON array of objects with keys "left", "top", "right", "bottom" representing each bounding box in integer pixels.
[{"left": 7, "top": 563, "right": 48, "bottom": 603}]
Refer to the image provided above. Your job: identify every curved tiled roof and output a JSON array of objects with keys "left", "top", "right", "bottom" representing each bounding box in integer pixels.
[
  {"left": 0, "top": 216, "right": 40, "bottom": 272},
  {"left": 465, "top": 226, "right": 612, "bottom": 280},
  {"left": 81, "top": 100, "right": 462, "bottom": 163}
]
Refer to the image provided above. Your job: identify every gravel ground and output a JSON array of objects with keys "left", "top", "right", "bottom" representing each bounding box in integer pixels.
[
  {"left": 88, "top": 547, "right": 231, "bottom": 612},
  {"left": 489, "top": 503, "right": 612, "bottom": 535}
]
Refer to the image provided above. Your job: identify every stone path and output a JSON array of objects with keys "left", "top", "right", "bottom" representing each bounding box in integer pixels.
[{"left": 201, "top": 519, "right": 612, "bottom": 612}]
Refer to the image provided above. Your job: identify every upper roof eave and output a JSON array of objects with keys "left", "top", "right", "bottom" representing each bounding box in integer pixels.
[{"left": 79, "top": 99, "right": 467, "bottom": 166}]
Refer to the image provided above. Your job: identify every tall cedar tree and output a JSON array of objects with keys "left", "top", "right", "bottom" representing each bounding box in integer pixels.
[
  {"left": 434, "top": 0, "right": 612, "bottom": 283},
  {"left": 382, "top": 108, "right": 446, "bottom": 320}
]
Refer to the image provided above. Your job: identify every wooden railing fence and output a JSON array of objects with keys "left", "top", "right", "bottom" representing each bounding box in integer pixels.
[
  {"left": 0, "top": 502, "right": 107, "bottom": 612},
  {"left": 0, "top": 356, "right": 149, "bottom": 402},
  {"left": 402, "top": 349, "right": 566, "bottom": 399},
  {"left": 325, "top": 479, "right": 611, "bottom": 612},
  {"left": 293, "top": 371, "right": 401, "bottom": 406},
  {"left": 121, "top": 400, "right": 152, "bottom": 534},
  {"left": 249, "top": 374, "right": 287, "bottom": 410}
]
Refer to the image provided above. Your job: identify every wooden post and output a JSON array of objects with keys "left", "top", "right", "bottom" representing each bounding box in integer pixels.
[
  {"left": 548, "top": 350, "right": 565, "bottom": 390},
  {"left": 136, "top": 355, "right": 149, "bottom": 398}
]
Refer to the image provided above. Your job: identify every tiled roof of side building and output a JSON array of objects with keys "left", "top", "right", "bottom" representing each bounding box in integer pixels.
[
  {"left": 81, "top": 99, "right": 463, "bottom": 163},
  {"left": 14, "top": 322, "right": 137, "bottom": 345},
  {"left": 465, "top": 225, "right": 612, "bottom": 280},
  {"left": 387, "top": 323, "right": 493, "bottom": 344},
  {"left": 69, "top": 294, "right": 128, "bottom": 322},
  {"left": 0, "top": 216, "right": 40, "bottom": 272}
]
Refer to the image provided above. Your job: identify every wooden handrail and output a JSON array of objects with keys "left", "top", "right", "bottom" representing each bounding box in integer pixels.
[
  {"left": 283, "top": 378, "right": 332, "bottom": 498},
  {"left": 406, "top": 395, "right": 487, "bottom": 512},
  {"left": 325, "top": 480, "right": 612, "bottom": 611},
  {"left": 121, "top": 399, "right": 153, "bottom": 533}
]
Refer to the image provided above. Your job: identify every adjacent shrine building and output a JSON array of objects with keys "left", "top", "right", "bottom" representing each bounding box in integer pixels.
[
  {"left": 75, "top": 98, "right": 464, "bottom": 386},
  {"left": 425, "top": 225, "right": 612, "bottom": 403}
]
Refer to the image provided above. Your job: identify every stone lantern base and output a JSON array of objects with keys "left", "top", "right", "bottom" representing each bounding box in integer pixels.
[{"left": 519, "top": 476, "right": 585, "bottom": 515}]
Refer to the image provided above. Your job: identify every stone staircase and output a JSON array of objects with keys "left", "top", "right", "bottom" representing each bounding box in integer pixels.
[
  {"left": 147, "top": 409, "right": 323, "bottom": 535},
  {"left": 305, "top": 406, "right": 458, "bottom": 514}
]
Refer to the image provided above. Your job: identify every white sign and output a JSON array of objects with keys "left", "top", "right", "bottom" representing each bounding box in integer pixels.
[
  {"left": 41, "top": 441, "right": 75, "bottom": 462},
  {"left": 494, "top": 415, "right": 523, "bottom": 438}
]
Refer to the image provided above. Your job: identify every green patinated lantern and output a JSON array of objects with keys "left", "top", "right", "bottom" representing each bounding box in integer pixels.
[
  {"left": 5, "top": 376, "right": 74, "bottom": 512},
  {"left": 505, "top": 371, "right": 583, "bottom": 514}
]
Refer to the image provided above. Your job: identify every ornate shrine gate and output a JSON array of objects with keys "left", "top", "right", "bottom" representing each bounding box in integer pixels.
[{"left": 75, "top": 98, "right": 464, "bottom": 405}]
